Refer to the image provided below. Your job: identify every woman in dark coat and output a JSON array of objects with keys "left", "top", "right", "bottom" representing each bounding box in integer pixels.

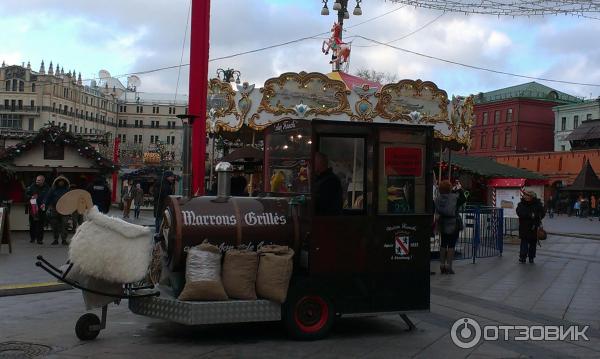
[
  {"left": 516, "top": 190, "right": 545, "bottom": 263},
  {"left": 434, "top": 180, "right": 466, "bottom": 274}
]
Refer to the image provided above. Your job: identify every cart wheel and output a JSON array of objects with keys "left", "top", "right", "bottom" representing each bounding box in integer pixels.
[
  {"left": 284, "top": 292, "right": 334, "bottom": 340},
  {"left": 75, "top": 313, "right": 101, "bottom": 341}
]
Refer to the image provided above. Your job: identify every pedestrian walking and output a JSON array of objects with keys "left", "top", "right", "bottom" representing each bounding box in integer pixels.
[
  {"left": 24, "top": 175, "right": 50, "bottom": 244},
  {"left": 121, "top": 183, "right": 133, "bottom": 218},
  {"left": 516, "top": 190, "right": 545, "bottom": 264},
  {"left": 153, "top": 171, "right": 176, "bottom": 232},
  {"left": 546, "top": 196, "right": 554, "bottom": 219},
  {"left": 44, "top": 175, "right": 71, "bottom": 245},
  {"left": 434, "top": 180, "right": 466, "bottom": 274},
  {"left": 86, "top": 176, "right": 111, "bottom": 214},
  {"left": 132, "top": 183, "right": 144, "bottom": 219}
]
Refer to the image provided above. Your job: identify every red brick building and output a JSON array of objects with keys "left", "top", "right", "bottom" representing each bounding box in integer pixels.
[{"left": 467, "top": 82, "right": 582, "bottom": 156}]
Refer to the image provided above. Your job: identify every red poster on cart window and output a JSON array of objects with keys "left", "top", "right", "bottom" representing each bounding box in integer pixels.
[{"left": 385, "top": 147, "right": 422, "bottom": 176}]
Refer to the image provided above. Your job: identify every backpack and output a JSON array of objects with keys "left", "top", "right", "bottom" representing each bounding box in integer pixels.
[{"left": 435, "top": 194, "right": 458, "bottom": 217}]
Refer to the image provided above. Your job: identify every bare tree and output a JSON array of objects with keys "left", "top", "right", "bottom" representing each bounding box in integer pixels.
[{"left": 354, "top": 68, "right": 398, "bottom": 84}]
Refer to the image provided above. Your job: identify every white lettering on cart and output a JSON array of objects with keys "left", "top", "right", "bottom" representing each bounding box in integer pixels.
[{"left": 182, "top": 210, "right": 286, "bottom": 227}]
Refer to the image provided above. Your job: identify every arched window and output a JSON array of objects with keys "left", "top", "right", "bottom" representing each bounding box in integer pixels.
[{"left": 19, "top": 81, "right": 24, "bottom": 92}]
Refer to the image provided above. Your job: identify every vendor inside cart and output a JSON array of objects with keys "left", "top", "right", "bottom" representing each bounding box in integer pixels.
[{"left": 313, "top": 152, "right": 343, "bottom": 215}]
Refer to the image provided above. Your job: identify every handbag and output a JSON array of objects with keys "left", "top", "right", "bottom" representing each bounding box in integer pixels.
[{"left": 537, "top": 226, "right": 547, "bottom": 241}]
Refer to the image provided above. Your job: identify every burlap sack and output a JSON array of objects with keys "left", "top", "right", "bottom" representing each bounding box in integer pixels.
[
  {"left": 222, "top": 249, "right": 259, "bottom": 300},
  {"left": 256, "top": 245, "right": 294, "bottom": 303},
  {"left": 178, "top": 243, "right": 228, "bottom": 301}
]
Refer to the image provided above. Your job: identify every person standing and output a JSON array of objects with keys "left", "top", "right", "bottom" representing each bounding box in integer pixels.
[
  {"left": 546, "top": 196, "right": 554, "bottom": 219},
  {"left": 574, "top": 198, "right": 581, "bottom": 217},
  {"left": 44, "top": 175, "right": 71, "bottom": 245},
  {"left": 434, "top": 180, "right": 466, "bottom": 274},
  {"left": 154, "top": 171, "right": 176, "bottom": 232},
  {"left": 86, "top": 176, "right": 111, "bottom": 213},
  {"left": 516, "top": 190, "right": 545, "bottom": 264},
  {"left": 313, "top": 152, "right": 343, "bottom": 215},
  {"left": 132, "top": 183, "right": 144, "bottom": 219},
  {"left": 121, "top": 183, "right": 133, "bottom": 218},
  {"left": 24, "top": 175, "right": 50, "bottom": 244}
]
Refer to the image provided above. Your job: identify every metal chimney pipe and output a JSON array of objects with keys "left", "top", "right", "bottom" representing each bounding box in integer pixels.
[{"left": 215, "top": 162, "right": 233, "bottom": 198}]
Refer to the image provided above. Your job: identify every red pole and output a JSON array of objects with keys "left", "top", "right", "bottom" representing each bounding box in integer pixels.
[
  {"left": 189, "top": 0, "right": 210, "bottom": 196},
  {"left": 112, "top": 137, "right": 120, "bottom": 202}
]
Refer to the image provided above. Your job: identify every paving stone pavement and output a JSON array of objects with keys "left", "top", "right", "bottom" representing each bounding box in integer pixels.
[{"left": 1, "top": 216, "right": 600, "bottom": 357}]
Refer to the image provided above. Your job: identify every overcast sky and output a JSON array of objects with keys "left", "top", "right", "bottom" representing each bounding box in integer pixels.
[{"left": 1, "top": 0, "right": 599, "bottom": 100}]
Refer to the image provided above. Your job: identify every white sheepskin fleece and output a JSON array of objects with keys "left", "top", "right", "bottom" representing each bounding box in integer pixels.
[{"left": 68, "top": 206, "right": 154, "bottom": 283}]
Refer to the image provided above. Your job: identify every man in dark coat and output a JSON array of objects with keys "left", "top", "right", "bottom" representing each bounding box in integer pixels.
[
  {"left": 516, "top": 190, "right": 545, "bottom": 263},
  {"left": 86, "top": 176, "right": 111, "bottom": 214},
  {"left": 313, "top": 152, "right": 343, "bottom": 215},
  {"left": 24, "top": 175, "right": 50, "bottom": 244},
  {"left": 154, "top": 171, "right": 176, "bottom": 232},
  {"left": 44, "top": 175, "right": 71, "bottom": 245}
]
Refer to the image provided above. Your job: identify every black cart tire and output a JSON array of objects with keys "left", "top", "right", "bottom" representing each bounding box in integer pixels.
[
  {"left": 75, "top": 313, "right": 101, "bottom": 341},
  {"left": 283, "top": 292, "right": 334, "bottom": 340}
]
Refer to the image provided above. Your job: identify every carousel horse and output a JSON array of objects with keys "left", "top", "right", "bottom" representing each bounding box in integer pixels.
[{"left": 322, "top": 22, "right": 351, "bottom": 66}]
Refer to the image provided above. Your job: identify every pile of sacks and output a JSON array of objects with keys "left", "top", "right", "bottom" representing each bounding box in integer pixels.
[{"left": 178, "top": 242, "right": 294, "bottom": 303}]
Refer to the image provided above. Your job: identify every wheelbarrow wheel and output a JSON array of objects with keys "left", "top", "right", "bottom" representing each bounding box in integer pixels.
[{"left": 75, "top": 313, "right": 101, "bottom": 340}]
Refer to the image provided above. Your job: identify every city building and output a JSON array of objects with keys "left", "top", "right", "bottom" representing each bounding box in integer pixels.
[
  {"left": 0, "top": 61, "right": 187, "bottom": 172},
  {"left": 467, "top": 82, "right": 582, "bottom": 156},
  {"left": 553, "top": 99, "right": 600, "bottom": 151}
]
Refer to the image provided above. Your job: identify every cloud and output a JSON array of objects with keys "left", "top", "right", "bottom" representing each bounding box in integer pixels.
[{"left": 1, "top": 0, "right": 599, "bottom": 99}]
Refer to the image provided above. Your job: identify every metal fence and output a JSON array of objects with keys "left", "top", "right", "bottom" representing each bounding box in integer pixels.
[{"left": 432, "top": 206, "right": 504, "bottom": 263}]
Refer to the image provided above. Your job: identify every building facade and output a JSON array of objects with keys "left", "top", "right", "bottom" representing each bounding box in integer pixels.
[
  {"left": 0, "top": 61, "right": 187, "bottom": 171},
  {"left": 467, "top": 82, "right": 582, "bottom": 156},
  {"left": 553, "top": 99, "right": 600, "bottom": 151}
]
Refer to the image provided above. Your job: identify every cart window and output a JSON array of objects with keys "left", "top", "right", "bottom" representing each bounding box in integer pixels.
[
  {"left": 264, "top": 120, "right": 311, "bottom": 194},
  {"left": 317, "top": 136, "right": 365, "bottom": 213},
  {"left": 378, "top": 129, "right": 426, "bottom": 215}
]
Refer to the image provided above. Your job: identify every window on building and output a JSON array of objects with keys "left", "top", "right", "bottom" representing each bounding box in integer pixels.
[
  {"left": 12, "top": 79, "right": 17, "bottom": 91},
  {"left": 139, "top": 120, "right": 143, "bottom": 127},
  {"left": 5, "top": 81, "right": 9, "bottom": 91},
  {"left": 119, "top": 119, "right": 123, "bottom": 127},
  {"left": 506, "top": 108, "right": 513, "bottom": 122},
  {"left": 155, "top": 106, "right": 159, "bottom": 114},
  {"left": 492, "top": 131, "right": 498, "bottom": 148},
  {"left": 122, "top": 134, "right": 126, "bottom": 143},
  {"left": 135, "top": 120, "right": 139, "bottom": 128},
  {"left": 170, "top": 136, "right": 175, "bottom": 145},
  {"left": 561, "top": 117, "right": 566, "bottom": 131},
  {"left": 32, "top": 83, "right": 36, "bottom": 92},
  {"left": 74, "top": 125, "right": 78, "bottom": 133},
  {"left": 18, "top": 100, "right": 22, "bottom": 110},
  {"left": 574, "top": 115, "right": 579, "bottom": 129},
  {"left": 29, "top": 118, "right": 34, "bottom": 131},
  {"left": 30, "top": 100, "right": 35, "bottom": 108},
  {"left": 482, "top": 112, "right": 488, "bottom": 125},
  {"left": 504, "top": 131, "right": 512, "bottom": 147},
  {"left": 480, "top": 133, "right": 487, "bottom": 148},
  {"left": 587, "top": 114, "right": 592, "bottom": 121},
  {"left": 138, "top": 135, "right": 143, "bottom": 143},
  {"left": 0, "top": 116, "right": 23, "bottom": 129},
  {"left": 11, "top": 100, "right": 16, "bottom": 110},
  {"left": 494, "top": 110, "right": 500, "bottom": 124},
  {"left": 19, "top": 81, "right": 24, "bottom": 92},
  {"left": 561, "top": 145, "right": 566, "bottom": 151},
  {"left": 3, "top": 100, "right": 8, "bottom": 109},
  {"left": 84, "top": 128, "right": 88, "bottom": 134}
]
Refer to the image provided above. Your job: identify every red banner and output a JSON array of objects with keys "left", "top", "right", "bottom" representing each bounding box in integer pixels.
[{"left": 385, "top": 147, "right": 422, "bottom": 177}]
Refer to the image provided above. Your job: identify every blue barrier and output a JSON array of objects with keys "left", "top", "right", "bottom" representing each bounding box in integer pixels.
[{"left": 432, "top": 205, "right": 504, "bottom": 263}]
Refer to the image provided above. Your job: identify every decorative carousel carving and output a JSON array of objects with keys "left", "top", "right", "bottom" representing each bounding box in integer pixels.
[
  {"left": 206, "top": 78, "right": 240, "bottom": 132},
  {"left": 374, "top": 79, "right": 449, "bottom": 124},
  {"left": 351, "top": 84, "right": 378, "bottom": 122}
]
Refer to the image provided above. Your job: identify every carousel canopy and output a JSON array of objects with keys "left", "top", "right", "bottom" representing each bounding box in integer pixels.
[
  {"left": 207, "top": 71, "right": 474, "bottom": 149},
  {"left": 564, "top": 160, "right": 600, "bottom": 191},
  {"left": 326, "top": 71, "right": 381, "bottom": 90}
]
